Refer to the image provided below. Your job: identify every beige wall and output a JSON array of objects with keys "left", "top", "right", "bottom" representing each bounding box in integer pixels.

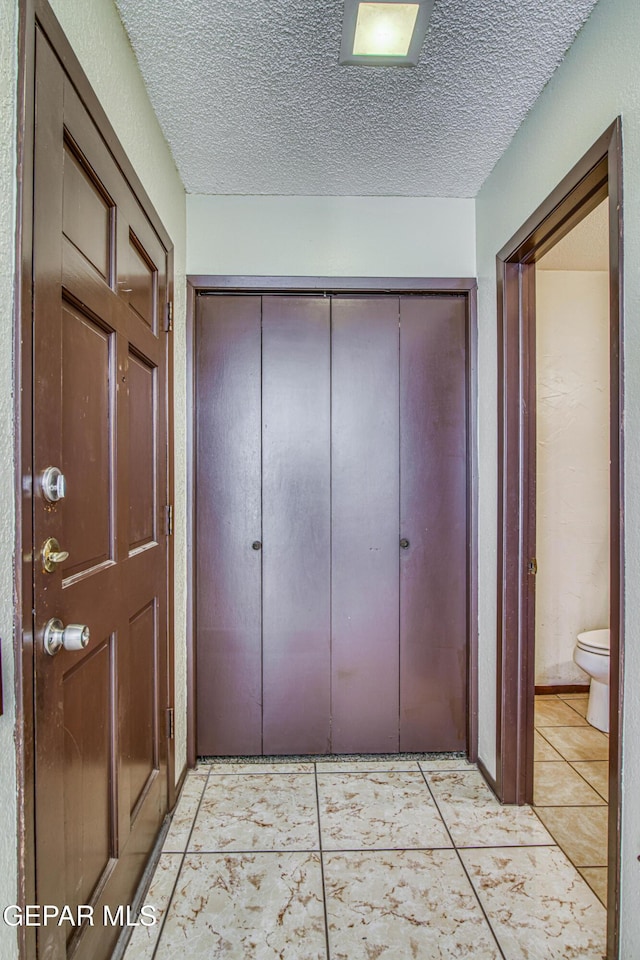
[
  {"left": 534, "top": 270, "right": 610, "bottom": 686},
  {"left": 475, "top": 0, "right": 640, "bottom": 948},
  {"left": 187, "top": 194, "right": 476, "bottom": 277},
  {"left": 0, "top": 3, "right": 187, "bottom": 957}
]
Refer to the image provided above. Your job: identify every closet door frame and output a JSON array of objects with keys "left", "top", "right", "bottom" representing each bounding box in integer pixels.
[{"left": 186, "top": 276, "right": 478, "bottom": 766}]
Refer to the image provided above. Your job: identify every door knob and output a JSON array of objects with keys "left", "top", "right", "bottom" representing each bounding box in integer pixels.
[
  {"left": 400, "top": 538, "right": 410, "bottom": 549},
  {"left": 42, "top": 537, "right": 70, "bottom": 573},
  {"left": 43, "top": 618, "right": 90, "bottom": 656},
  {"left": 252, "top": 541, "right": 262, "bottom": 551},
  {"left": 41, "top": 466, "right": 66, "bottom": 503}
]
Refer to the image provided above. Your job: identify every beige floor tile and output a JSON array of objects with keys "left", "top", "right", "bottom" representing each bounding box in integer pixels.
[
  {"left": 539, "top": 725, "right": 609, "bottom": 762},
  {"left": 570, "top": 761, "right": 609, "bottom": 801},
  {"left": 534, "top": 699, "right": 588, "bottom": 727},
  {"left": 315, "top": 759, "right": 420, "bottom": 773},
  {"left": 163, "top": 773, "right": 207, "bottom": 852},
  {"left": 419, "top": 758, "right": 476, "bottom": 772},
  {"left": 206, "top": 762, "right": 314, "bottom": 774},
  {"left": 189, "top": 774, "right": 319, "bottom": 852},
  {"left": 534, "top": 806, "right": 608, "bottom": 867},
  {"left": 123, "top": 854, "right": 181, "bottom": 960},
  {"left": 426, "top": 770, "right": 553, "bottom": 847},
  {"left": 462, "top": 846, "right": 606, "bottom": 960},
  {"left": 317, "top": 771, "right": 451, "bottom": 850},
  {"left": 535, "top": 694, "right": 561, "bottom": 700},
  {"left": 533, "top": 761, "right": 605, "bottom": 807},
  {"left": 534, "top": 731, "right": 563, "bottom": 761},
  {"left": 324, "top": 850, "right": 501, "bottom": 959},
  {"left": 564, "top": 697, "right": 589, "bottom": 718},
  {"left": 579, "top": 867, "right": 608, "bottom": 906},
  {"left": 154, "top": 852, "right": 326, "bottom": 960},
  {"left": 558, "top": 691, "right": 591, "bottom": 699}
]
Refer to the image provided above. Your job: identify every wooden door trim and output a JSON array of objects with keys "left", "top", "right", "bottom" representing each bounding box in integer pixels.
[
  {"left": 15, "top": 4, "right": 176, "bottom": 956},
  {"left": 186, "top": 276, "right": 478, "bottom": 767},
  {"left": 495, "top": 119, "right": 623, "bottom": 959}
]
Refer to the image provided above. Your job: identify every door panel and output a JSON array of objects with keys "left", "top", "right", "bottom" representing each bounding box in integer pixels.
[
  {"left": 331, "top": 297, "right": 401, "bottom": 753},
  {"left": 33, "top": 28, "right": 170, "bottom": 960},
  {"left": 399, "top": 296, "right": 468, "bottom": 751},
  {"left": 262, "top": 297, "right": 331, "bottom": 754},
  {"left": 196, "top": 295, "right": 262, "bottom": 755}
]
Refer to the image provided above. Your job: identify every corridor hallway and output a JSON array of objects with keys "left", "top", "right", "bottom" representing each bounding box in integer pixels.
[{"left": 124, "top": 757, "right": 606, "bottom": 959}]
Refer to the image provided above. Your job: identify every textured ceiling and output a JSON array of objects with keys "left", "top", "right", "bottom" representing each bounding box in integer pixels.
[
  {"left": 539, "top": 199, "right": 609, "bottom": 271},
  {"left": 114, "top": 0, "right": 600, "bottom": 197}
]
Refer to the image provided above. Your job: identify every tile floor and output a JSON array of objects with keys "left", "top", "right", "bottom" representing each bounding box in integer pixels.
[
  {"left": 124, "top": 753, "right": 607, "bottom": 959},
  {"left": 533, "top": 692, "right": 610, "bottom": 908}
]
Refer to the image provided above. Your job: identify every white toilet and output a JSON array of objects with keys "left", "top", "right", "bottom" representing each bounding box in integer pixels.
[{"left": 573, "top": 629, "right": 610, "bottom": 733}]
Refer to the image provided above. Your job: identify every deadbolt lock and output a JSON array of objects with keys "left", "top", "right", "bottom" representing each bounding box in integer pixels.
[
  {"left": 42, "top": 537, "right": 70, "bottom": 573},
  {"left": 44, "top": 618, "right": 90, "bottom": 656},
  {"left": 41, "top": 466, "right": 66, "bottom": 503}
]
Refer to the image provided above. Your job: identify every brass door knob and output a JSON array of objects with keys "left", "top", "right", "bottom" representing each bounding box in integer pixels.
[
  {"left": 400, "top": 538, "right": 410, "bottom": 549},
  {"left": 42, "top": 537, "right": 70, "bottom": 573}
]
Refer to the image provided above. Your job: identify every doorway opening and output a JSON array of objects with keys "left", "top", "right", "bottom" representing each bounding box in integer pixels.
[{"left": 495, "top": 120, "right": 622, "bottom": 958}]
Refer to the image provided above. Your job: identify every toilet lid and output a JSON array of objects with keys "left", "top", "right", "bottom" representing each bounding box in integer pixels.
[{"left": 577, "top": 629, "right": 610, "bottom": 654}]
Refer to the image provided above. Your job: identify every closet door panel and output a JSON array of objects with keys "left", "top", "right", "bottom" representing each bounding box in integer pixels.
[
  {"left": 331, "top": 297, "right": 400, "bottom": 753},
  {"left": 196, "top": 296, "right": 262, "bottom": 755},
  {"left": 399, "top": 295, "right": 468, "bottom": 751},
  {"left": 262, "top": 297, "right": 331, "bottom": 753}
]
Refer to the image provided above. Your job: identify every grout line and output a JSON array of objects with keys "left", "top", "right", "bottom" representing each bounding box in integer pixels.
[
  {"left": 314, "top": 762, "right": 332, "bottom": 960},
  {"left": 150, "top": 767, "right": 211, "bottom": 960},
  {"left": 418, "top": 767, "right": 507, "bottom": 960}
]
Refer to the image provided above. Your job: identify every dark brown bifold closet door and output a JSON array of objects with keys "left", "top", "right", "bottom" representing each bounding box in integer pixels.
[{"left": 195, "top": 292, "right": 468, "bottom": 756}]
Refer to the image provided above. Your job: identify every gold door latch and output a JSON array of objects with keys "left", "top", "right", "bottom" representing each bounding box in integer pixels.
[
  {"left": 42, "top": 537, "right": 69, "bottom": 573},
  {"left": 527, "top": 557, "right": 538, "bottom": 575}
]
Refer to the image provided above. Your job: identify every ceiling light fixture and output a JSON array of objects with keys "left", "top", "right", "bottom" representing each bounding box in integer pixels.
[{"left": 340, "top": 0, "right": 434, "bottom": 66}]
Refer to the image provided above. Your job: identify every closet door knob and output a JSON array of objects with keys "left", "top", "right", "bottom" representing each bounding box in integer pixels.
[
  {"left": 400, "top": 538, "right": 410, "bottom": 549},
  {"left": 252, "top": 541, "right": 262, "bottom": 551}
]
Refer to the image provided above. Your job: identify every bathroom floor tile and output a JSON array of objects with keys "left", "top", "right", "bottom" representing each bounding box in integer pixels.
[
  {"left": 534, "top": 806, "right": 609, "bottom": 867},
  {"left": 564, "top": 696, "right": 589, "bottom": 719},
  {"left": 419, "top": 757, "right": 476, "bottom": 772},
  {"left": 324, "top": 849, "right": 501, "bottom": 959},
  {"left": 163, "top": 773, "right": 207, "bottom": 852},
  {"left": 533, "top": 761, "right": 605, "bottom": 807},
  {"left": 426, "top": 770, "right": 553, "bottom": 847},
  {"left": 579, "top": 867, "right": 608, "bottom": 906},
  {"left": 558, "top": 691, "right": 591, "bottom": 699},
  {"left": 206, "top": 762, "right": 315, "bottom": 775},
  {"left": 315, "top": 759, "right": 420, "bottom": 773},
  {"left": 189, "top": 774, "right": 319, "bottom": 852},
  {"left": 538, "top": 725, "right": 609, "bottom": 762},
  {"left": 123, "top": 854, "right": 181, "bottom": 960},
  {"left": 461, "top": 846, "right": 606, "bottom": 960},
  {"left": 154, "top": 852, "right": 327, "bottom": 960},
  {"left": 534, "top": 731, "right": 563, "bottom": 762},
  {"left": 317, "top": 771, "right": 451, "bottom": 850},
  {"left": 534, "top": 699, "right": 588, "bottom": 727},
  {"left": 570, "top": 761, "right": 609, "bottom": 801}
]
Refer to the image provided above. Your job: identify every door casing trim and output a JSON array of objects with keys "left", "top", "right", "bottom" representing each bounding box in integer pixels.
[
  {"left": 186, "top": 276, "right": 479, "bottom": 767},
  {"left": 494, "top": 119, "right": 623, "bottom": 958},
  {"left": 15, "top": 4, "right": 177, "bottom": 956}
]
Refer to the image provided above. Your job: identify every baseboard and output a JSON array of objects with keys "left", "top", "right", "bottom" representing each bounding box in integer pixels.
[
  {"left": 477, "top": 757, "right": 500, "bottom": 800},
  {"left": 535, "top": 684, "right": 590, "bottom": 695}
]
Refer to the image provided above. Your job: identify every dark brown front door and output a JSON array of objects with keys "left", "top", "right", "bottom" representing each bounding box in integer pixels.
[
  {"left": 196, "top": 293, "right": 468, "bottom": 755},
  {"left": 32, "top": 29, "right": 171, "bottom": 960}
]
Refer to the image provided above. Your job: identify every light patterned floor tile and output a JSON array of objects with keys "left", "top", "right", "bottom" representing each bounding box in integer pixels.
[
  {"left": 419, "top": 758, "right": 476, "bottom": 772},
  {"left": 570, "top": 761, "right": 609, "bottom": 801},
  {"left": 189, "top": 773, "right": 319, "bottom": 851},
  {"left": 579, "top": 867, "right": 608, "bottom": 906},
  {"left": 316, "top": 759, "right": 420, "bottom": 773},
  {"left": 462, "top": 846, "right": 606, "bottom": 960},
  {"left": 534, "top": 731, "right": 563, "bottom": 762},
  {"left": 206, "top": 762, "right": 314, "bottom": 774},
  {"left": 534, "top": 806, "right": 609, "bottom": 867},
  {"left": 426, "top": 770, "right": 553, "bottom": 847},
  {"left": 324, "top": 849, "right": 501, "bottom": 959},
  {"left": 539, "top": 725, "right": 609, "bottom": 762},
  {"left": 533, "top": 761, "right": 605, "bottom": 807},
  {"left": 154, "top": 852, "right": 326, "bottom": 960},
  {"left": 123, "top": 854, "right": 181, "bottom": 960},
  {"left": 534, "top": 699, "right": 588, "bottom": 727},
  {"left": 163, "top": 773, "right": 207, "bottom": 852},
  {"left": 317, "top": 771, "right": 451, "bottom": 850}
]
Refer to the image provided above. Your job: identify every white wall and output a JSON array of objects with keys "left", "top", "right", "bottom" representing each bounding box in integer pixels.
[
  {"left": 475, "top": 0, "right": 640, "bottom": 949},
  {"left": 0, "top": 4, "right": 186, "bottom": 957},
  {"left": 0, "top": 1, "right": 19, "bottom": 957},
  {"left": 187, "top": 195, "right": 476, "bottom": 277},
  {"left": 535, "top": 270, "right": 610, "bottom": 686}
]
